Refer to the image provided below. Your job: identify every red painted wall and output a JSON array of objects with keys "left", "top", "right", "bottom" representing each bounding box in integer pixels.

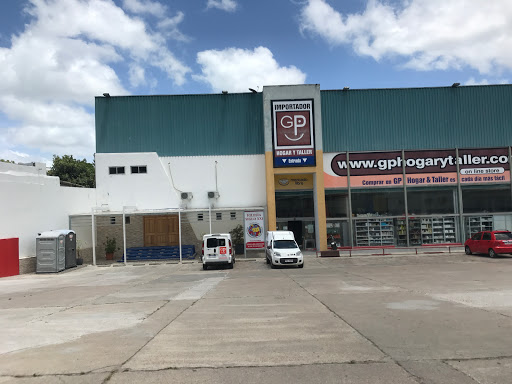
[{"left": 0, "top": 238, "right": 19, "bottom": 278}]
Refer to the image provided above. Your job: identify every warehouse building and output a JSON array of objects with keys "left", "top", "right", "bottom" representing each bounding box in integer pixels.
[{"left": 93, "top": 84, "right": 512, "bottom": 253}]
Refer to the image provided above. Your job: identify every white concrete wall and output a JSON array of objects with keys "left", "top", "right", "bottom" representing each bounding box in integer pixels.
[
  {"left": 0, "top": 163, "right": 97, "bottom": 259},
  {"left": 95, "top": 153, "right": 267, "bottom": 211}
]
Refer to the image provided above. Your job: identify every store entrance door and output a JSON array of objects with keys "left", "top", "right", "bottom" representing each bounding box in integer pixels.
[{"left": 288, "top": 220, "right": 303, "bottom": 248}]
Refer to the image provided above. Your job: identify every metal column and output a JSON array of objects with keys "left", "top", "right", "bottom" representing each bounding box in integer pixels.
[
  {"left": 402, "top": 150, "right": 410, "bottom": 247},
  {"left": 91, "top": 207, "right": 96, "bottom": 266},
  {"left": 347, "top": 151, "right": 353, "bottom": 247},
  {"left": 455, "top": 148, "right": 465, "bottom": 242}
]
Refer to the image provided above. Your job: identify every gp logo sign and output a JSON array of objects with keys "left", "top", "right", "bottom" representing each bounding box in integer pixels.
[
  {"left": 276, "top": 111, "right": 311, "bottom": 146},
  {"left": 272, "top": 99, "right": 315, "bottom": 168}
]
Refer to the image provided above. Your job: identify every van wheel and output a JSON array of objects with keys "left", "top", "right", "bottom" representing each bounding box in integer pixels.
[
  {"left": 489, "top": 249, "right": 497, "bottom": 258},
  {"left": 298, "top": 263, "right": 304, "bottom": 268},
  {"left": 228, "top": 262, "right": 234, "bottom": 269},
  {"left": 266, "top": 257, "right": 270, "bottom": 264},
  {"left": 271, "top": 263, "right": 276, "bottom": 269},
  {"left": 202, "top": 264, "right": 207, "bottom": 270}
]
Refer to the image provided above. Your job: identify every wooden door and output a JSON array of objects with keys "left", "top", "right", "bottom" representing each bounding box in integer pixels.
[{"left": 144, "top": 215, "right": 179, "bottom": 246}]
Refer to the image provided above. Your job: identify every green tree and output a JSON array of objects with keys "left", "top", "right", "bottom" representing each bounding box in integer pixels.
[
  {"left": 48, "top": 155, "right": 95, "bottom": 188},
  {"left": 0, "top": 159, "right": 15, "bottom": 163}
]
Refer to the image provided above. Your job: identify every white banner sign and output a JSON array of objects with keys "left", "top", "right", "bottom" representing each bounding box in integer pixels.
[{"left": 244, "top": 211, "right": 265, "bottom": 249}]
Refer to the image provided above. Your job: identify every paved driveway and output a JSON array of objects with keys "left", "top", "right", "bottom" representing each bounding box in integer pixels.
[{"left": 1, "top": 253, "right": 512, "bottom": 383}]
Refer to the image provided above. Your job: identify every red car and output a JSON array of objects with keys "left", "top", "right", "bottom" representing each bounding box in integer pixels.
[{"left": 464, "top": 231, "right": 512, "bottom": 258}]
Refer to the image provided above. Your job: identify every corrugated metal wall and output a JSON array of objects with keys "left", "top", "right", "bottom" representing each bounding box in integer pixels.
[
  {"left": 96, "top": 93, "right": 264, "bottom": 156},
  {"left": 321, "top": 85, "right": 512, "bottom": 152},
  {"left": 96, "top": 85, "right": 512, "bottom": 156}
]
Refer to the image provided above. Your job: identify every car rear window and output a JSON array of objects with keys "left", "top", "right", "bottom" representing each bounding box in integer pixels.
[
  {"left": 495, "top": 232, "right": 512, "bottom": 240},
  {"left": 206, "top": 238, "right": 226, "bottom": 248},
  {"left": 274, "top": 240, "right": 298, "bottom": 249}
]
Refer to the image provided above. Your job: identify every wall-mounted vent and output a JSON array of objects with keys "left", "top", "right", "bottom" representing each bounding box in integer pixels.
[
  {"left": 208, "top": 191, "right": 219, "bottom": 199},
  {"left": 181, "top": 192, "right": 193, "bottom": 200}
]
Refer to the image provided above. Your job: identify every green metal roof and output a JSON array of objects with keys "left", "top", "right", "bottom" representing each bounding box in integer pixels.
[
  {"left": 95, "top": 93, "right": 264, "bottom": 156},
  {"left": 321, "top": 85, "right": 512, "bottom": 152},
  {"left": 96, "top": 85, "right": 512, "bottom": 156}
]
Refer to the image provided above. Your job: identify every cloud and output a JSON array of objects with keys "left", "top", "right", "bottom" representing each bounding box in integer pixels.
[
  {"left": 122, "top": 0, "right": 167, "bottom": 16},
  {"left": 207, "top": 0, "right": 237, "bottom": 12},
  {"left": 194, "top": 47, "right": 306, "bottom": 92},
  {"left": 465, "top": 77, "right": 509, "bottom": 86},
  {"left": 129, "top": 64, "right": 146, "bottom": 87},
  {"left": 124, "top": 0, "right": 190, "bottom": 42},
  {"left": 1, "top": 96, "right": 95, "bottom": 158},
  {"left": 0, "top": 0, "right": 191, "bottom": 162},
  {"left": 300, "top": 0, "right": 512, "bottom": 74}
]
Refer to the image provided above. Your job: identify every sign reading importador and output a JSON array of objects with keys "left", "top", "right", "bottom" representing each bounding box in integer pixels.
[{"left": 272, "top": 100, "right": 315, "bottom": 168}]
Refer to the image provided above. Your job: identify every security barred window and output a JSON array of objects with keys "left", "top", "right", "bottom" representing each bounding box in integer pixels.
[
  {"left": 230, "top": 212, "right": 236, "bottom": 220},
  {"left": 110, "top": 217, "right": 116, "bottom": 224},
  {"left": 216, "top": 212, "right": 222, "bottom": 220},
  {"left": 131, "top": 166, "right": 147, "bottom": 174},
  {"left": 197, "top": 213, "right": 203, "bottom": 221},
  {"left": 109, "top": 166, "right": 125, "bottom": 175}
]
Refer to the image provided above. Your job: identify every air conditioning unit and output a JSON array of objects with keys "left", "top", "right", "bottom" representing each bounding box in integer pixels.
[
  {"left": 207, "top": 191, "right": 219, "bottom": 199},
  {"left": 181, "top": 192, "right": 193, "bottom": 200}
]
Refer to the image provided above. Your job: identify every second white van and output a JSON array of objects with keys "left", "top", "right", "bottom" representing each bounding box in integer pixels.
[{"left": 266, "top": 231, "right": 304, "bottom": 268}]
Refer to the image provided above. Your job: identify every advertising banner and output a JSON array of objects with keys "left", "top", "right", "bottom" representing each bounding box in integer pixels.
[
  {"left": 272, "top": 100, "right": 315, "bottom": 168},
  {"left": 458, "top": 148, "right": 510, "bottom": 184},
  {"left": 244, "top": 211, "right": 265, "bottom": 249},
  {"left": 324, "top": 148, "right": 510, "bottom": 188}
]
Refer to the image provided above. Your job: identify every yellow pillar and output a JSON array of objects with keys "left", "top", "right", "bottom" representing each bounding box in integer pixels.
[
  {"left": 265, "top": 152, "right": 277, "bottom": 231},
  {"left": 265, "top": 150, "right": 328, "bottom": 251}
]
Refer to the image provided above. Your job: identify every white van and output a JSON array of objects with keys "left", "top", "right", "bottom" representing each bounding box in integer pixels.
[
  {"left": 266, "top": 231, "right": 304, "bottom": 268},
  {"left": 202, "top": 233, "right": 235, "bottom": 270}
]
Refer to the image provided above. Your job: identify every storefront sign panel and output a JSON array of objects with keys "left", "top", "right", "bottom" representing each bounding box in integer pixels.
[
  {"left": 272, "top": 100, "right": 315, "bottom": 168},
  {"left": 458, "top": 148, "right": 510, "bottom": 184},
  {"left": 244, "top": 211, "right": 265, "bottom": 249},
  {"left": 274, "top": 174, "right": 314, "bottom": 190},
  {"left": 324, "top": 148, "right": 510, "bottom": 188}
]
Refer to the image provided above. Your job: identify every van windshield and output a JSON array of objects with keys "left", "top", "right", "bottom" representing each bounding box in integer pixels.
[
  {"left": 274, "top": 240, "right": 298, "bottom": 249},
  {"left": 207, "top": 238, "right": 226, "bottom": 248}
]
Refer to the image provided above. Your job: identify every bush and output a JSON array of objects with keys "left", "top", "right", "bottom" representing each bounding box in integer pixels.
[
  {"left": 229, "top": 224, "right": 244, "bottom": 246},
  {"left": 104, "top": 237, "right": 117, "bottom": 253}
]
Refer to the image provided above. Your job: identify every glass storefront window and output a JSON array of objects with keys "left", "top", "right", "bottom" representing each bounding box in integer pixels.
[
  {"left": 275, "top": 191, "right": 314, "bottom": 218},
  {"left": 325, "top": 191, "right": 348, "bottom": 218},
  {"left": 326, "top": 220, "right": 350, "bottom": 247},
  {"left": 462, "top": 186, "right": 512, "bottom": 213},
  {"left": 276, "top": 219, "right": 316, "bottom": 249},
  {"left": 407, "top": 188, "right": 457, "bottom": 215},
  {"left": 351, "top": 189, "right": 405, "bottom": 216}
]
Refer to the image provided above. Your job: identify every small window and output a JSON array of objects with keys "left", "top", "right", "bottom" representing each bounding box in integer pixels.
[
  {"left": 125, "top": 216, "right": 131, "bottom": 224},
  {"left": 110, "top": 217, "right": 116, "bottom": 225},
  {"left": 206, "top": 238, "right": 226, "bottom": 248},
  {"left": 482, "top": 232, "right": 492, "bottom": 241},
  {"left": 230, "top": 212, "right": 236, "bottom": 220},
  {"left": 109, "top": 166, "right": 125, "bottom": 175},
  {"left": 131, "top": 166, "right": 147, "bottom": 174},
  {"left": 216, "top": 212, "right": 222, "bottom": 220},
  {"left": 197, "top": 213, "right": 203, "bottom": 221}
]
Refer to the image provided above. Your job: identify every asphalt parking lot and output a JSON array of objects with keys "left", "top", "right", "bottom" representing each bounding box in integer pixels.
[{"left": 1, "top": 252, "right": 512, "bottom": 383}]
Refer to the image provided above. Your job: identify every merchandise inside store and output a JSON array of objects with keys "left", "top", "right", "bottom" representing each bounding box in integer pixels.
[{"left": 325, "top": 186, "right": 512, "bottom": 248}]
